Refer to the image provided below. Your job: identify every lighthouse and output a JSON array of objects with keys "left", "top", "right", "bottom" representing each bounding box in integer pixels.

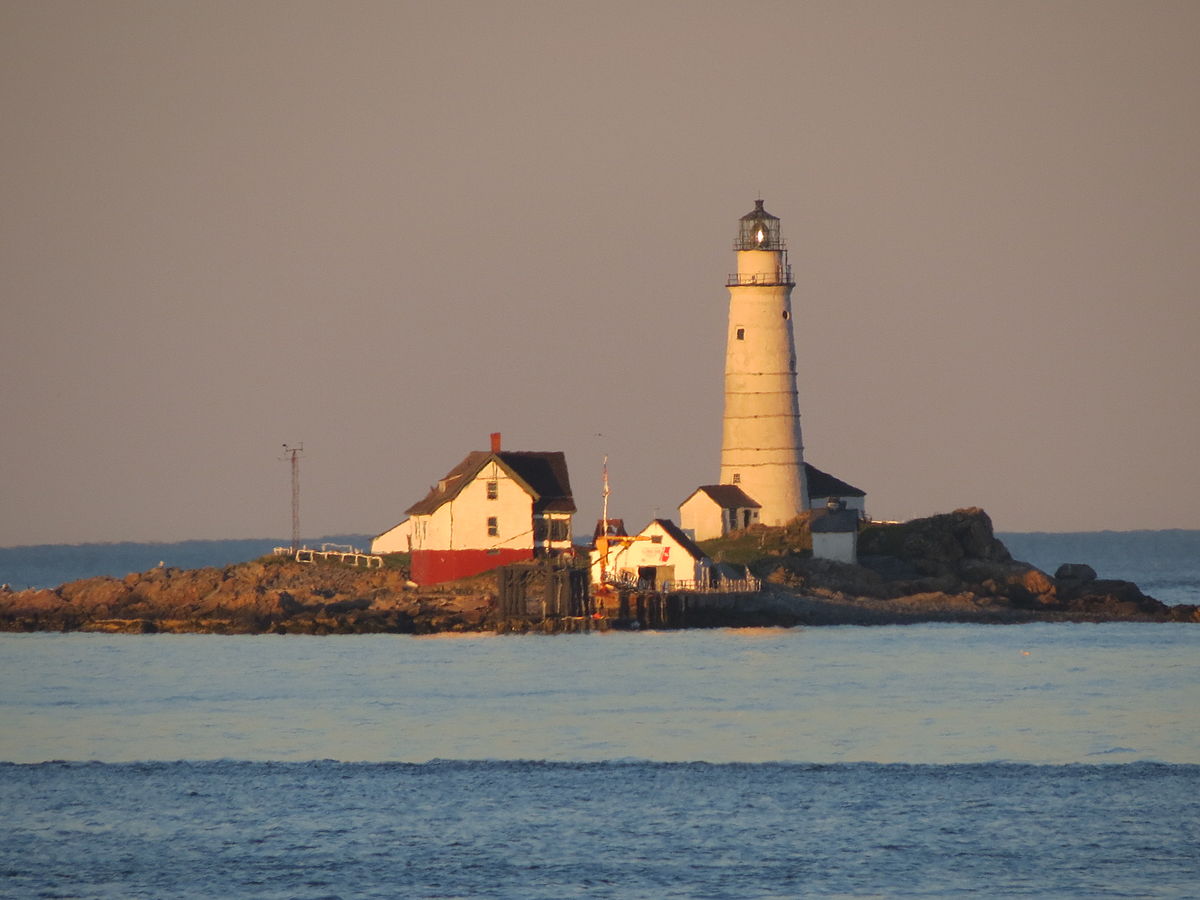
[{"left": 717, "top": 199, "right": 809, "bottom": 525}]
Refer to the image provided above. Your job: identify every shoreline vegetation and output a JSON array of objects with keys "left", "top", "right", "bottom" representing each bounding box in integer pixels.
[{"left": 2, "top": 509, "right": 1196, "bottom": 634}]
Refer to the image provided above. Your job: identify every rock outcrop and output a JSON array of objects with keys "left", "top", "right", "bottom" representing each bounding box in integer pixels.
[
  {"left": 751, "top": 508, "right": 1197, "bottom": 624},
  {"left": 0, "top": 557, "right": 492, "bottom": 634}
]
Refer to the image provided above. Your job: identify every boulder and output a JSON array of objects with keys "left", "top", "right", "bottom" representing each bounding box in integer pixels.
[
  {"left": 1063, "top": 579, "right": 1166, "bottom": 616},
  {"left": 959, "top": 559, "right": 1057, "bottom": 607},
  {"left": 3, "top": 588, "right": 64, "bottom": 614},
  {"left": 906, "top": 508, "right": 1010, "bottom": 564},
  {"left": 859, "top": 507, "right": 1012, "bottom": 577},
  {"left": 1054, "top": 563, "right": 1097, "bottom": 583}
]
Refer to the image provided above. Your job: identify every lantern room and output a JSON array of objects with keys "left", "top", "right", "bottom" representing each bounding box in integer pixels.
[{"left": 734, "top": 199, "right": 785, "bottom": 251}]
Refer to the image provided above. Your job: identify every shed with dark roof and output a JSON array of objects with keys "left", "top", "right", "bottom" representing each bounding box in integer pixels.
[
  {"left": 679, "top": 484, "right": 762, "bottom": 541},
  {"left": 679, "top": 463, "right": 866, "bottom": 542},
  {"left": 811, "top": 500, "right": 860, "bottom": 564}
]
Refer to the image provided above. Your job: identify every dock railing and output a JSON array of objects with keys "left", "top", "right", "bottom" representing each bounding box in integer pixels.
[{"left": 661, "top": 577, "right": 762, "bottom": 594}]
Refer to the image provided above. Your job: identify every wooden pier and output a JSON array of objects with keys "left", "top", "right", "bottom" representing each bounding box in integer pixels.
[{"left": 492, "top": 561, "right": 764, "bottom": 633}]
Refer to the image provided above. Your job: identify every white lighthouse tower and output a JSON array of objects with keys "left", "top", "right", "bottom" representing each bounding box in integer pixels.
[{"left": 718, "top": 199, "right": 809, "bottom": 525}]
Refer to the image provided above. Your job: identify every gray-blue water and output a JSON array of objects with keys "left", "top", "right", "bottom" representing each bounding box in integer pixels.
[
  {"left": 4, "top": 759, "right": 1196, "bottom": 899},
  {"left": 3, "top": 626, "right": 1199, "bottom": 898},
  {"left": 1, "top": 533, "right": 1198, "bottom": 897}
]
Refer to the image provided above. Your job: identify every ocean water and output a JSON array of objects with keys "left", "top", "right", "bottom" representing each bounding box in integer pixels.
[
  {"left": 4, "top": 627, "right": 1198, "bottom": 765},
  {"left": 2, "top": 627, "right": 1199, "bottom": 898},
  {"left": 3, "top": 760, "right": 1197, "bottom": 899},
  {"left": 2, "top": 534, "right": 1198, "bottom": 897}
]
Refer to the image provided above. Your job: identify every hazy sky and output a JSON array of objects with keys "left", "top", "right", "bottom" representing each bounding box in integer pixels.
[{"left": 3, "top": 1, "right": 1198, "bottom": 546}]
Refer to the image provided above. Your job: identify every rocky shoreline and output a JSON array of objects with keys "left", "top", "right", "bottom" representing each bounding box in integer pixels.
[
  {"left": 1, "top": 509, "right": 1195, "bottom": 634},
  {"left": 0, "top": 558, "right": 493, "bottom": 635},
  {"left": 742, "top": 508, "right": 1199, "bottom": 625}
]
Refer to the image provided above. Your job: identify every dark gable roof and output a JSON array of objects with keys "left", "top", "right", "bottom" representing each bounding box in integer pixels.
[
  {"left": 649, "top": 518, "right": 709, "bottom": 562},
  {"left": 405, "top": 449, "right": 575, "bottom": 516},
  {"left": 405, "top": 451, "right": 489, "bottom": 516},
  {"left": 805, "top": 463, "right": 865, "bottom": 499},
  {"left": 593, "top": 518, "right": 628, "bottom": 541},
  {"left": 682, "top": 468, "right": 863, "bottom": 511},
  {"left": 499, "top": 451, "right": 576, "bottom": 513},
  {"left": 690, "top": 484, "right": 762, "bottom": 510}
]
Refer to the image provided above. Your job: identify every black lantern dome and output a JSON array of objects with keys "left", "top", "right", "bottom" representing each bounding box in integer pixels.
[{"left": 735, "top": 199, "right": 784, "bottom": 251}]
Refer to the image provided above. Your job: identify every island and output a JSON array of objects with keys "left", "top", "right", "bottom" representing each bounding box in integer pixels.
[{"left": 2, "top": 509, "right": 1195, "bottom": 634}]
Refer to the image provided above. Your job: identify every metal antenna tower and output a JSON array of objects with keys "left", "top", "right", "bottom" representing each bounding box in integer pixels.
[{"left": 282, "top": 443, "right": 303, "bottom": 551}]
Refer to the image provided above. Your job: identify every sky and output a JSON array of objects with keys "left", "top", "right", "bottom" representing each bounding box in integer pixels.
[{"left": 2, "top": 0, "right": 1198, "bottom": 546}]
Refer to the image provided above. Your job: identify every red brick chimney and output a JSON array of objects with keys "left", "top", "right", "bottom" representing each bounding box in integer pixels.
[{"left": 490, "top": 432, "right": 502, "bottom": 453}]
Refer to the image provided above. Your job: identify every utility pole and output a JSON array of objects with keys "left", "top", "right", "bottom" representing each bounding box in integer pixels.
[{"left": 282, "top": 444, "right": 303, "bottom": 551}]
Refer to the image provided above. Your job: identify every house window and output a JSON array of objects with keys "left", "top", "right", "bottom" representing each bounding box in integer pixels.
[
  {"left": 732, "top": 473, "right": 741, "bottom": 483},
  {"left": 487, "top": 516, "right": 498, "bottom": 537},
  {"left": 534, "top": 518, "right": 570, "bottom": 542},
  {"left": 782, "top": 310, "right": 790, "bottom": 320},
  {"left": 736, "top": 327, "right": 745, "bottom": 341},
  {"left": 486, "top": 480, "right": 498, "bottom": 500}
]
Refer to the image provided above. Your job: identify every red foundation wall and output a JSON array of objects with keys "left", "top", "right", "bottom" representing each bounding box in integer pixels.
[{"left": 410, "top": 548, "right": 533, "bottom": 586}]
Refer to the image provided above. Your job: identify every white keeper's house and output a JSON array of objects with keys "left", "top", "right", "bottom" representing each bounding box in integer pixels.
[{"left": 372, "top": 433, "right": 575, "bottom": 585}]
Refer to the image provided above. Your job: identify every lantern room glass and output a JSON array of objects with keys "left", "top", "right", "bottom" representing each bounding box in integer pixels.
[{"left": 735, "top": 199, "right": 784, "bottom": 251}]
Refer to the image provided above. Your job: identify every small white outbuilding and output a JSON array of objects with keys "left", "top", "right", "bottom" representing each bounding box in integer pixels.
[
  {"left": 590, "top": 519, "right": 712, "bottom": 590},
  {"left": 810, "top": 499, "right": 860, "bottom": 564},
  {"left": 679, "top": 463, "right": 866, "bottom": 541},
  {"left": 678, "top": 484, "right": 762, "bottom": 542}
]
